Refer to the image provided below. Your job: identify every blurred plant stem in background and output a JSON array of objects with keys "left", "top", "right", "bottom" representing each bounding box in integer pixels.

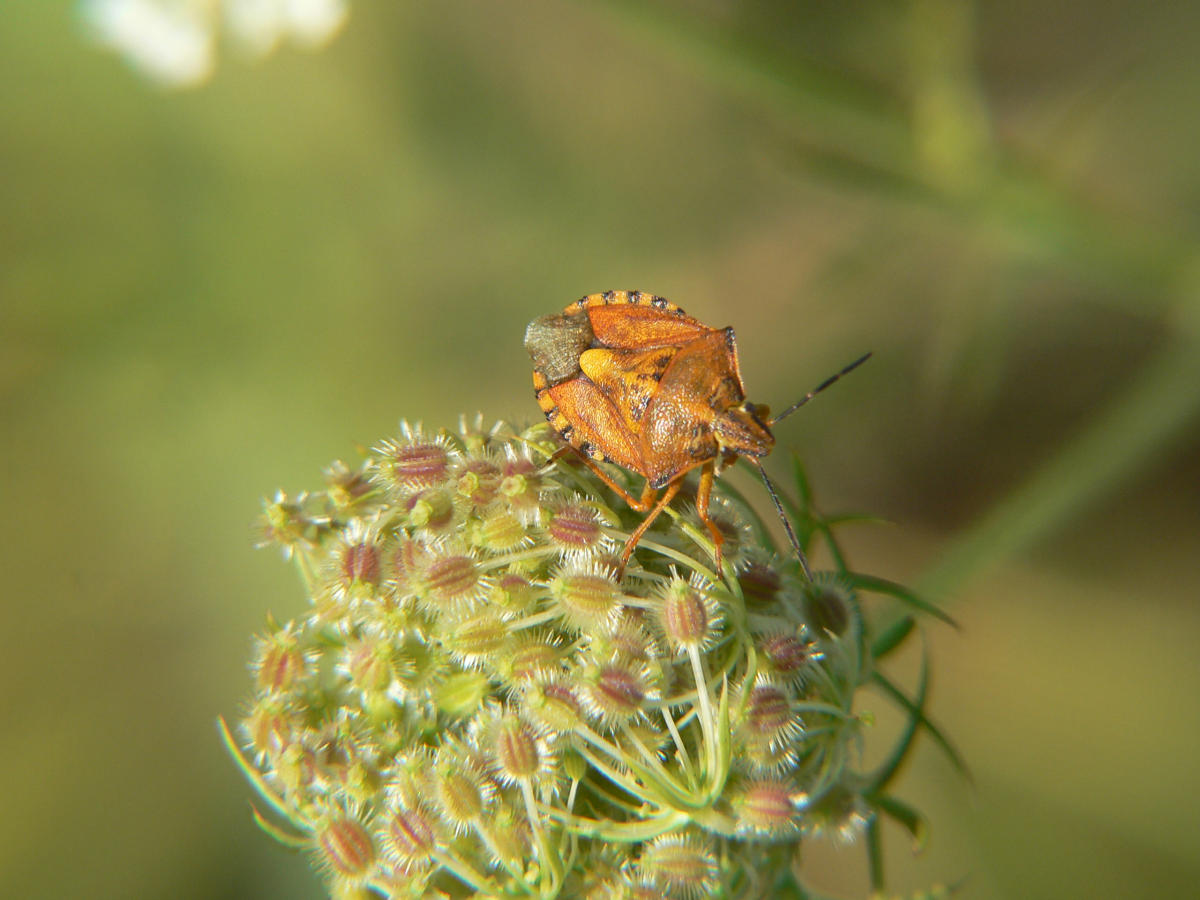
[
  {"left": 916, "top": 337, "right": 1200, "bottom": 596},
  {"left": 905, "top": 0, "right": 993, "bottom": 195},
  {"left": 593, "top": 0, "right": 1200, "bottom": 600},
  {"left": 868, "top": 336, "right": 1200, "bottom": 658},
  {"left": 596, "top": 0, "right": 1195, "bottom": 296}
]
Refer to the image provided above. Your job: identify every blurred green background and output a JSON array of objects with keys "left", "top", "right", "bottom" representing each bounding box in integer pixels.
[{"left": 3, "top": 1, "right": 1198, "bottom": 898}]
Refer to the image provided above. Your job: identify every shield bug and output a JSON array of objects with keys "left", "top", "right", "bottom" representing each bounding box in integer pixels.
[{"left": 525, "top": 290, "right": 868, "bottom": 578}]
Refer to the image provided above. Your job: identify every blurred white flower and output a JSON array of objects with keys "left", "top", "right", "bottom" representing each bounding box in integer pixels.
[
  {"left": 84, "top": 0, "right": 214, "bottom": 87},
  {"left": 224, "top": 0, "right": 348, "bottom": 57},
  {"left": 82, "top": 0, "right": 349, "bottom": 88}
]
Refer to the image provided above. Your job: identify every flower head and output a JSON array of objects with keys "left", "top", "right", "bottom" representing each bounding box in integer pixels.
[{"left": 228, "top": 417, "right": 944, "bottom": 898}]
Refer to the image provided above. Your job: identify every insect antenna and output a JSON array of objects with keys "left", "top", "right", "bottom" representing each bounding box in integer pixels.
[
  {"left": 747, "top": 457, "right": 814, "bottom": 582},
  {"left": 771, "top": 352, "right": 872, "bottom": 424},
  {"left": 751, "top": 351, "right": 871, "bottom": 581}
]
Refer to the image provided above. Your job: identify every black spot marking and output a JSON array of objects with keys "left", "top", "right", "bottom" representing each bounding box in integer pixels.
[
  {"left": 577, "top": 296, "right": 589, "bottom": 310},
  {"left": 560, "top": 424, "right": 574, "bottom": 439},
  {"left": 628, "top": 290, "right": 642, "bottom": 304},
  {"left": 602, "top": 290, "right": 616, "bottom": 302},
  {"left": 723, "top": 327, "right": 736, "bottom": 352},
  {"left": 651, "top": 296, "right": 668, "bottom": 309},
  {"left": 630, "top": 392, "right": 652, "bottom": 422},
  {"left": 578, "top": 440, "right": 595, "bottom": 456}
]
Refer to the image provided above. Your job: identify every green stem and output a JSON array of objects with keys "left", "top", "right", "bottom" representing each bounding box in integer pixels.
[
  {"left": 590, "top": 0, "right": 1196, "bottom": 299},
  {"left": 520, "top": 779, "right": 561, "bottom": 892},
  {"left": 687, "top": 646, "right": 719, "bottom": 781},
  {"left": 918, "top": 338, "right": 1200, "bottom": 600},
  {"left": 431, "top": 848, "right": 497, "bottom": 895},
  {"left": 661, "top": 706, "right": 696, "bottom": 782},
  {"left": 473, "top": 820, "right": 528, "bottom": 886},
  {"left": 544, "top": 807, "right": 689, "bottom": 843},
  {"left": 631, "top": 535, "right": 721, "bottom": 583},
  {"left": 478, "top": 545, "right": 557, "bottom": 571}
]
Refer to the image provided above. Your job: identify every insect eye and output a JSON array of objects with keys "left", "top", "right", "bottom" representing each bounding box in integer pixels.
[{"left": 743, "top": 402, "right": 771, "bottom": 422}]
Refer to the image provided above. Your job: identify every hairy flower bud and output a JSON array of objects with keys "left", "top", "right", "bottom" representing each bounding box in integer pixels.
[
  {"left": 737, "top": 679, "right": 804, "bottom": 771},
  {"left": 636, "top": 834, "right": 719, "bottom": 900},
  {"left": 379, "top": 804, "right": 439, "bottom": 874},
  {"left": 550, "top": 562, "right": 623, "bottom": 632},
  {"left": 314, "top": 813, "right": 376, "bottom": 883},
  {"left": 441, "top": 607, "right": 511, "bottom": 669},
  {"left": 431, "top": 748, "right": 494, "bottom": 833},
  {"left": 581, "top": 655, "right": 658, "bottom": 727},
  {"left": 457, "top": 457, "right": 502, "bottom": 508},
  {"left": 251, "top": 621, "right": 314, "bottom": 695},
  {"left": 757, "top": 629, "right": 821, "bottom": 684},
  {"left": 416, "top": 552, "right": 488, "bottom": 617},
  {"left": 731, "top": 776, "right": 806, "bottom": 839},
  {"left": 372, "top": 426, "right": 455, "bottom": 494},
  {"left": 546, "top": 498, "right": 609, "bottom": 556},
  {"left": 657, "top": 574, "right": 722, "bottom": 654},
  {"left": 404, "top": 487, "right": 458, "bottom": 533},
  {"left": 342, "top": 636, "right": 395, "bottom": 695}
]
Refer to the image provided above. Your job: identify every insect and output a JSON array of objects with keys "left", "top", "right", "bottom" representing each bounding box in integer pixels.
[{"left": 525, "top": 290, "right": 869, "bottom": 579}]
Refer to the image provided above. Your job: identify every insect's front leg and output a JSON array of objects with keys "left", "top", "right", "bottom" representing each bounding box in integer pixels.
[
  {"left": 560, "top": 448, "right": 657, "bottom": 512},
  {"left": 617, "top": 478, "right": 682, "bottom": 576}
]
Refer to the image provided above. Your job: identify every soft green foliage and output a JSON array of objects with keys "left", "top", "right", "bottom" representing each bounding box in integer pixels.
[{"left": 227, "top": 418, "right": 951, "bottom": 899}]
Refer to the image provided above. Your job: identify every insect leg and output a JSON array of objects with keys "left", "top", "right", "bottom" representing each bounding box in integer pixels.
[
  {"left": 694, "top": 461, "right": 726, "bottom": 576},
  {"left": 544, "top": 446, "right": 576, "bottom": 465},
  {"left": 559, "top": 448, "right": 657, "bottom": 512},
  {"left": 617, "top": 479, "right": 683, "bottom": 576}
]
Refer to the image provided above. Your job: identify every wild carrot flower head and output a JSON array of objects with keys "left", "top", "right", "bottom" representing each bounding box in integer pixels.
[{"left": 224, "top": 418, "right": 952, "bottom": 898}]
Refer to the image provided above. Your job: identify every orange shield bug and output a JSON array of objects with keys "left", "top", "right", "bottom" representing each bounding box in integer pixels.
[{"left": 525, "top": 290, "right": 869, "bottom": 579}]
